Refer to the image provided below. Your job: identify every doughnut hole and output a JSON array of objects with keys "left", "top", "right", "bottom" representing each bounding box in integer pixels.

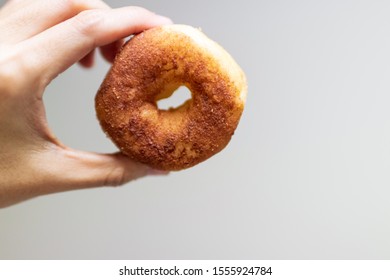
[{"left": 156, "top": 85, "right": 192, "bottom": 111}]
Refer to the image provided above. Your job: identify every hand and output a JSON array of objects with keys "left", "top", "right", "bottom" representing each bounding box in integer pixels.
[{"left": 0, "top": 0, "right": 171, "bottom": 208}]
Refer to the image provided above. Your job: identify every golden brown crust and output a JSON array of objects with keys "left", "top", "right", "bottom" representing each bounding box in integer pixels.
[{"left": 95, "top": 25, "right": 247, "bottom": 170}]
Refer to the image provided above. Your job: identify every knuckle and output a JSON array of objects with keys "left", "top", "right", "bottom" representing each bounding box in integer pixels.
[
  {"left": 0, "top": 46, "right": 47, "bottom": 95},
  {"left": 61, "top": 0, "right": 108, "bottom": 11},
  {"left": 60, "top": 0, "right": 77, "bottom": 11},
  {"left": 104, "top": 166, "right": 127, "bottom": 187},
  {"left": 72, "top": 9, "right": 105, "bottom": 36},
  {"left": 0, "top": 49, "right": 27, "bottom": 96}
]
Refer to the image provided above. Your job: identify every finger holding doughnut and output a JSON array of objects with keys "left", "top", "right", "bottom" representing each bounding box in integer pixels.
[
  {"left": 0, "top": 147, "right": 165, "bottom": 208},
  {"left": 20, "top": 6, "right": 172, "bottom": 88}
]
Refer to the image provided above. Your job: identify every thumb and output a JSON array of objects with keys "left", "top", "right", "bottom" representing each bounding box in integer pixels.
[
  {"left": 35, "top": 146, "right": 168, "bottom": 192},
  {"left": 1, "top": 146, "right": 169, "bottom": 208}
]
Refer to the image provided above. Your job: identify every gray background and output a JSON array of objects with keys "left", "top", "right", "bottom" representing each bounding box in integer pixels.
[{"left": 1, "top": 0, "right": 390, "bottom": 259}]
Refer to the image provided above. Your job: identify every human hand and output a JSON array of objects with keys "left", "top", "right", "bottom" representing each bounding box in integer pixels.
[{"left": 0, "top": 0, "right": 172, "bottom": 208}]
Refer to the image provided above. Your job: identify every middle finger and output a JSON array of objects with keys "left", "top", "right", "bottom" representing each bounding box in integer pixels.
[{"left": 0, "top": 0, "right": 109, "bottom": 43}]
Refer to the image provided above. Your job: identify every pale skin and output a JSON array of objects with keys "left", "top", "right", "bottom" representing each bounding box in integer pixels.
[{"left": 0, "top": 0, "right": 172, "bottom": 208}]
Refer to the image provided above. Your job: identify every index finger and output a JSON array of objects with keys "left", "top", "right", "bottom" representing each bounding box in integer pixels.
[{"left": 19, "top": 6, "right": 172, "bottom": 90}]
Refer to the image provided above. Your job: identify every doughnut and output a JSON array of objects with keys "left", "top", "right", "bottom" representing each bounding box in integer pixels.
[{"left": 95, "top": 24, "right": 247, "bottom": 171}]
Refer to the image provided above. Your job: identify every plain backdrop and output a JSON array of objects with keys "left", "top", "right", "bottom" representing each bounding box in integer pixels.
[{"left": 1, "top": 0, "right": 390, "bottom": 259}]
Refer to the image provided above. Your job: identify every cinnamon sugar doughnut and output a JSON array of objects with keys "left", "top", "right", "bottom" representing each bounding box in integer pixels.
[{"left": 95, "top": 24, "right": 247, "bottom": 170}]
